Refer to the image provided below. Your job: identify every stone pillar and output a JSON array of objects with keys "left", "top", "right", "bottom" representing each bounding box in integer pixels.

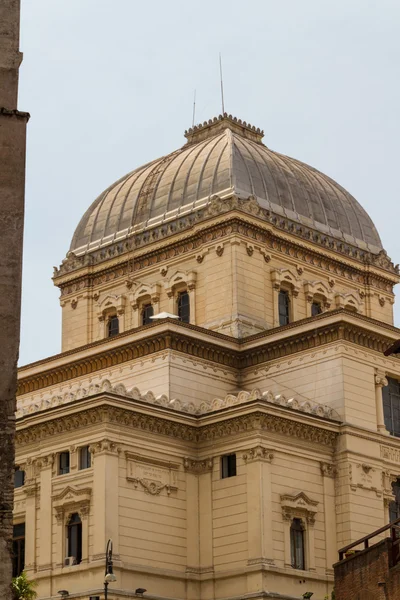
[
  {"left": 272, "top": 284, "right": 280, "bottom": 328},
  {"left": 320, "top": 462, "right": 338, "bottom": 574},
  {"left": 375, "top": 371, "right": 389, "bottom": 435},
  {"left": 183, "top": 458, "right": 212, "bottom": 600},
  {"left": 37, "top": 455, "right": 54, "bottom": 597},
  {"left": 198, "top": 460, "right": 214, "bottom": 599},
  {"left": 188, "top": 283, "right": 196, "bottom": 325},
  {"left": 243, "top": 446, "right": 274, "bottom": 592},
  {"left": 117, "top": 307, "right": 125, "bottom": 333},
  {"left": 23, "top": 485, "right": 37, "bottom": 573},
  {"left": 90, "top": 439, "right": 120, "bottom": 557},
  {"left": 0, "top": 3, "right": 28, "bottom": 598}
]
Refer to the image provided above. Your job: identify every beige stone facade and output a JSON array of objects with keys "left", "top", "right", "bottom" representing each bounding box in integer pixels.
[{"left": 14, "top": 116, "right": 400, "bottom": 600}]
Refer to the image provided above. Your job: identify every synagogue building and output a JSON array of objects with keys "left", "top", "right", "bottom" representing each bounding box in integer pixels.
[{"left": 13, "top": 114, "right": 400, "bottom": 600}]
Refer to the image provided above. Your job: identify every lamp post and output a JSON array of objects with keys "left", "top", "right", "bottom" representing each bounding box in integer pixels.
[{"left": 104, "top": 539, "right": 117, "bottom": 600}]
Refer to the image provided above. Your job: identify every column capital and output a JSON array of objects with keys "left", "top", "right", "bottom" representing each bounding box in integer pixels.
[{"left": 375, "top": 371, "right": 388, "bottom": 388}]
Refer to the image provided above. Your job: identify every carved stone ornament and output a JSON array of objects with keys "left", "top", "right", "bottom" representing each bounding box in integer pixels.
[
  {"left": 183, "top": 457, "right": 213, "bottom": 474},
  {"left": 126, "top": 451, "right": 179, "bottom": 496},
  {"left": 246, "top": 244, "right": 254, "bottom": 257},
  {"left": 242, "top": 445, "right": 274, "bottom": 463},
  {"left": 375, "top": 372, "right": 388, "bottom": 388},
  {"left": 349, "top": 463, "right": 382, "bottom": 497},
  {"left": 381, "top": 445, "right": 400, "bottom": 463},
  {"left": 216, "top": 244, "right": 224, "bottom": 257},
  {"left": 280, "top": 491, "right": 318, "bottom": 526},
  {"left": 89, "top": 438, "right": 121, "bottom": 455},
  {"left": 320, "top": 462, "right": 337, "bottom": 478}
]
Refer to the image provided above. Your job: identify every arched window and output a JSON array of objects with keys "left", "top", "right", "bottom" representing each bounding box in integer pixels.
[
  {"left": 390, "top": 479, "right": 400, "bottom": 523},
  {"left": 278, "top": 290, "right": 290, "bottom": 326},
  {"left": 290, "top": 518, "right": 305, "bottom": 569},
  {"left": 142, "top": 303, "right": 154, "bottom": 325},
  {"left": 67, "top": 513, "right": 82, "bottom": 564},
  {"left": 108, "top": 315, "right": 119, "bottom": 337},
  {"left": 177, "top": 291, "right": 190, "bottom": 324}
]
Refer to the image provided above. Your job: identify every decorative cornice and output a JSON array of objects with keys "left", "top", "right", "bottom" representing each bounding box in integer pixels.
[
  {"left": 17, "top": 378, "right": 339, "bottom": 421},
  {"left": 17, "top": 312, "right": 400, "bottom": 396},
  {"left": 0, "top": 107, "right": 30, "bottom": 121},
  {"left": 53, "top": 210, "right": 398, "bottom": 292},
  {"left": 15, "top": 406, "right": 338, "bottom": 448}
]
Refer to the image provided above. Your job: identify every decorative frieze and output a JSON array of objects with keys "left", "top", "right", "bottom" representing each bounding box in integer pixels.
[
  {"left": 16, "top": 406, "right": 339, "bottom": 447},
  {"left": 381, "top": 445, "right": 400, "bottom": 463},
  {"left": 54, "top": 200, "right": 398, "bottom": 292}
]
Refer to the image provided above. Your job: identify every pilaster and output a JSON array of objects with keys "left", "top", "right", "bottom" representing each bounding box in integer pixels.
[{"left": 320, "top": 462, "right": 337, "bottom": 574}]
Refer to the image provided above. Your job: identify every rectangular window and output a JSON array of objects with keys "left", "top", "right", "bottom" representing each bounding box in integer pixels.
[
  {"left": 142, "top": 303, "right": 154, "bottom": 325},
  {"left": 311, "top": 301, "right": 322, "bottom": 316},
  {"left": 59, "top": 451, "right": 70, "bottom": 475},
  {"left": 108, "top": 315, "right": 119, "bottom": 337},
  {"left": 278, "top": 290, "right": 290, "bottom": 326},
  {"left": 290, "top": 518, "right": 305, "bottom": 570},
  {"left": 221, "top": 454, "right": 236, "bottom": 479},
  {"left": 12, "top": 523, "right": 25, "bottom": 577},
  {"left": 177, "top": 291, "right": 190, "bottom": 324},
  {"left": 14, "top": 468, "right": 25, "bottom": 489},
  {"left": 79, "top": 446, "right": 91, "bottom": 470},
  {"left": 383, "top": 378, "right": 400, "bottom": 437}
]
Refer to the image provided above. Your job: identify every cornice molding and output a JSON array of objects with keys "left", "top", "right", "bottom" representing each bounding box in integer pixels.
[
  {"left": 15, "top": 406, "right": 338, "bottom": 448},
  {"left": 53, "top": 200, "right": 398, "bottom": 289},
  {"left": 17, "top": 313, "right": 399, "bottom": 396}
]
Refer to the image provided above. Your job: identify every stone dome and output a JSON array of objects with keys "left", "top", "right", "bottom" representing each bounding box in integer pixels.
[{"left": 70, "top": 115, "right": 382, "bottom": 255}]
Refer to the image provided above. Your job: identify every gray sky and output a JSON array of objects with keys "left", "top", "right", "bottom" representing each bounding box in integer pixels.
[{"left": 18, "top": 0, "right": 400, "bottom": 365}]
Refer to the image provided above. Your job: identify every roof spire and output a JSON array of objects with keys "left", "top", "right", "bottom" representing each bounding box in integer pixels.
[{"left": 219, "top": 53, "right": 225, "bottom": 114}]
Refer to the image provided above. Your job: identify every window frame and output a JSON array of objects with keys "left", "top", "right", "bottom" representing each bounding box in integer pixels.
[
  {"left": 290, "top": 517, "right": 305, "bottom": 570},
  {"left": 67, "top": 513, "right": 82, "bottom": 564},
  {"left": 142, "top": 303, "right": 154, "bottom": 326},
  {"left": 221, "top": 454, "right": 237, "bottom": 479},
  {"left": 14, "top": 467, "right": 25, "bottom": 489},
  {"left": 79, "top": 445, "right": 91, "bottom": 470},
  {"left": 278, "top": 289, "right": 290, "bottom": 326},
  {"left": 311, "top": 301, "right": 323, "bottom": 317},
  {"left": 107, "top": 314, "right": 119, "bottom": 337},
  {"left": 177, "top": 290, "right": 190, "bottom": 324},
  {"left": 59, "top": 451, "right": 70, "bottom": 475},
  {"left": 383, "top": 378, "right": 400, "bottom": 437},
  {"left": 12, "top": 523, "right": 25, "bottom": 577}
]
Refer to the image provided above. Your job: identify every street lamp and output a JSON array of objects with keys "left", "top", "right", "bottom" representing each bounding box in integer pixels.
[{"left": 104, "top": 539, "right": 117, "bottom": 600}]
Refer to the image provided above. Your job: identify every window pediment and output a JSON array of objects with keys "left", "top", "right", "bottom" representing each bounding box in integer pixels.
[
  {"left": 281, "top": 491, "right": 318, "bottom": 525},
  {"left": 53, "top": 486, "right": 91, "bottom": 512}
]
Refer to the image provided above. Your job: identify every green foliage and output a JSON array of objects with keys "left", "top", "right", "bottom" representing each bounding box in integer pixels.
[{"left": 11, "top": 572, "right": 38, "bottom": 600}]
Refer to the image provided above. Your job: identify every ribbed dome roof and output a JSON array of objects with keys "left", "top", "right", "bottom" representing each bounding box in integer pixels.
[{"left": 70, "top": 115, "right": 382, "bottom": 255}]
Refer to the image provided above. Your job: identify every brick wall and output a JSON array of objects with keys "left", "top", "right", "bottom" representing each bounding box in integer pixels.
[{"left": 334, "top": 538, "right": 400, "bottom": 600}]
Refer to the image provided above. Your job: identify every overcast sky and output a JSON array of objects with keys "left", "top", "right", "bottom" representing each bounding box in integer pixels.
[{"left": 18, "top": 0, "right": 400, "bottom": 365}]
